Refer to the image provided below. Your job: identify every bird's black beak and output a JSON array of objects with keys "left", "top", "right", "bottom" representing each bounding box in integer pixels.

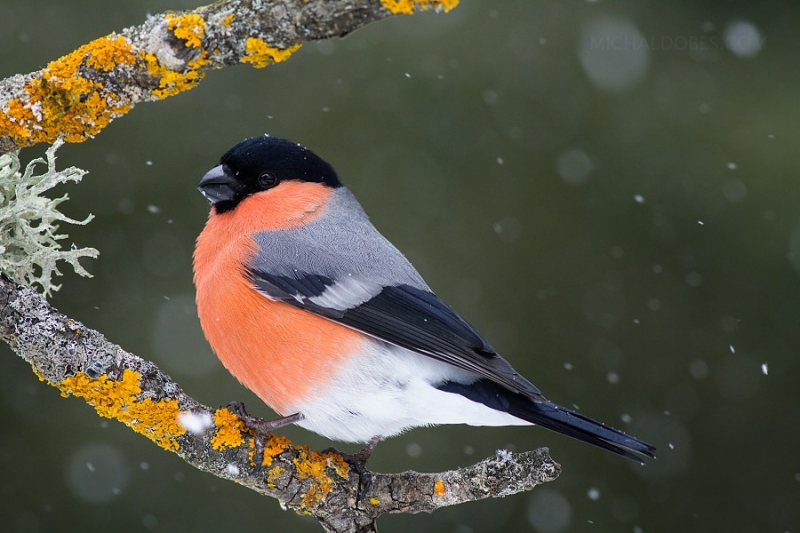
[{"left": 198, "top": 165, "right": 238, "bottom": 205}]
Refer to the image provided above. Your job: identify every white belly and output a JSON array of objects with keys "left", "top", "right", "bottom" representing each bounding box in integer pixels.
[{"left": 287, "top": 340, "right": 530, "bottom": 443}]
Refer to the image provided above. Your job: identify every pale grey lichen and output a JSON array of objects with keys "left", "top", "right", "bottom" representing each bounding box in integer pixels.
[{"left": 0, "top": 139, "right": 98, "bottom": 296}]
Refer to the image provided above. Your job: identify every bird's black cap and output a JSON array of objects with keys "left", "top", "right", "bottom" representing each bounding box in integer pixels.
[{"left": 198, "top": 135, "right": 341, "bottom": 214}]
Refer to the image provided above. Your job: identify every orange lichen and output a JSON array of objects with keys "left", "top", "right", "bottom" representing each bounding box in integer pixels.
[
  {"left": 166, "top": 13, "right": 206, "bottom": 48},
  {"left": 241, "top": 38, "right": 301, "bottom": 68},
  {"left": 60, "top": 370, "right": 141, "bottom": 415},
  {"left": 0, "top": 20, "right": 215, "bottom": 147},
  {"left": 380, "top": 0, "right": 459, "bottom": 15},
  {"left": 292, "top": 446, "right": 350, "bottom": 510},
  {"left": 210, "top": 407, "right": 251, "bottom": 450},
  {"left": 127, "top": 398, "right": 185, "bottom": 450},
  {"left": 266, "top": 465, "right": 283, "bottom": 487},
  {"left": 0, "top": 33, "right": 135, "bottom": 147},
  {"left": 434, "top": 479, "right": 446, "bottom": 497},
  {"left": 326, "top": 453, "right": 350, "bottom": 480},
  {"left": 84, "top": 35, "right": 137, "bottom": 71},
  {"left": 222, "top": 14, "right": 235, "bottom": 27},
  {"left": 262, "top": 433, "right": 293, "bottom": 466},
  {"left": 189, "top": 51, "right": 213, "bottom": 70},
  {"left": 58, "top": 369, "right": 186, "bottom": 450},
  {"left": 142, "top": 47, "right": 211, "bottom": 100}
]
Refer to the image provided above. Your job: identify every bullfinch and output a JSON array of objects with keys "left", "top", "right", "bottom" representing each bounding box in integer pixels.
[{"left": 193, "top": 135, "right": 655, "bottom": 462}]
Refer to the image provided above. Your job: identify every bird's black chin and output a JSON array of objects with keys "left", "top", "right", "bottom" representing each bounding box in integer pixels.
[
  {"left": 198, "top": 165, "right": 240, "bottom": 208},
  {"left": 210, "top": 199, "right": 238, "bottom": 214}
]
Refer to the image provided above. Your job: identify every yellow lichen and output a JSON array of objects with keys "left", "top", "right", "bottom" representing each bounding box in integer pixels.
[
  {"left": 188, "top": 51, "right": 213, "bottom": 70},
  {"left": 210, "top": 407, "right": 251, "bottom": 450},
  {"left": 266, "top": 465, "right": 283, "bottom": 487},
  {"left": 380, "top": 0, "right": 459, "bottom": 15},
  {"left": 58, "top": 369, "right": 186, "bottom": 450},
  {"left": 369, "top": 497, "right": 380, "bottom": 506},
  {"left": 0, "top": 0, "right": 454, "bottom": 150},
  {"left": 262, "top": 433, "right": 293, "bottom": 466},
  {"left": 292, "top": 446, "right": 350, "bottom": 510},
  {"left": 142, "top": 50, "right": 209, "bottom": 100},
  {"left": 326, "top": 453, "right": 350, "bottom": 480},
  {"left": 241, "top": 38, "right": 301, "bottom": 69},
  {"left": 294, "top": 449, "right": 332, "bottom": 489},
  {"left": 84, "top": 35, "right": 137, "bottom": 71},
  {"left": 0, "top": 33, "right": 135, "bottom": 147},
  {"left": 0, "top": 20, "right": 218, "bottom": 147},
  {"left": 127, "top": 398, "right": 185, "bottom": 450},
  {"left": 166, "top": 13, "right": 206, "bottom": 48},
  {"left": 434, "top": 479, "right": 446, "bottom": 497},
  {"left": 138, "top": 14, "right": 213, "bottom": 100},
  {"left": 0, "top": 20, "right": 215, "bottom": 147},
  {"left": 260, "top": 434, "right": 349, "bottom": 504}
]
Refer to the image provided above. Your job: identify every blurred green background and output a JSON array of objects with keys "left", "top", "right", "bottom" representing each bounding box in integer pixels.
[{"left": 2, "top": 0, "right": 799, "bottom": 532}]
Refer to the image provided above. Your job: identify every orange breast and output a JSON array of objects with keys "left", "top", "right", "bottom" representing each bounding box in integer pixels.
[{"left": 193, "top": 182, "right": 364, "bottom": 413}]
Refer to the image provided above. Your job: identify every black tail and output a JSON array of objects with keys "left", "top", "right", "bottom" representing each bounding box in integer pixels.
[
  {"left": 509, "top": 399, "right": 656, "bottom": 461},
  {"left": 439, "top": 379, "right": 656, "bottom": 462}
]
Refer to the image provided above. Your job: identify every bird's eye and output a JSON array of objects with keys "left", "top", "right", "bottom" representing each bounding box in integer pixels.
[{"left": 257, "top": 172, "right": 278, "bottom": 189}]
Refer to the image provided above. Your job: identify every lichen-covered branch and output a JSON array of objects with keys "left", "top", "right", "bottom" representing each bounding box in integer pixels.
[
  {"left": 0, "top": 0, "right": 458, "bottom": 155},
  {"left": 0, "top": 275, "right": 559, "bottom": 532}
]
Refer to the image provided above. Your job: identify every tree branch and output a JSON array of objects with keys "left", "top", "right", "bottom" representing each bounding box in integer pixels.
[
  {"left": 0, "top": 0, "right": 458, "bottom": 155},
  {"left": 0, "top": 275, "right": 560, "bottom": 532}
]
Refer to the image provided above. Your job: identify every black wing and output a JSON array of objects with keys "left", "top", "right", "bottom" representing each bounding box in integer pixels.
[{"left": 249, "top": 267, "right": 543, "bottom": 400}]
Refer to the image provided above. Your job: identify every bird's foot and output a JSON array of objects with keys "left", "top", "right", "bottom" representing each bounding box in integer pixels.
[
  {"left": 226, "top": 401, "right": 303, "bottom": 468},
  {"left": 226, "top": 401, "right": 303, "bottom": 434},
  {"left": 341, "top": 436, "right": 381, "bottom": 503},
  {"left": 319, "top": 436, "right": 379, "bottom": 471}
]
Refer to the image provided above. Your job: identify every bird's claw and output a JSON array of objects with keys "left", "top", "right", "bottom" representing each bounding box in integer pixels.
[{"left": 339, "top": 436, "right": 381, "bottom": 503}]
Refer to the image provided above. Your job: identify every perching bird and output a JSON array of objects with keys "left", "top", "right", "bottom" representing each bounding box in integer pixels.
[{"left": 193, "top": 135, "right": 655, "bottom": 462}]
